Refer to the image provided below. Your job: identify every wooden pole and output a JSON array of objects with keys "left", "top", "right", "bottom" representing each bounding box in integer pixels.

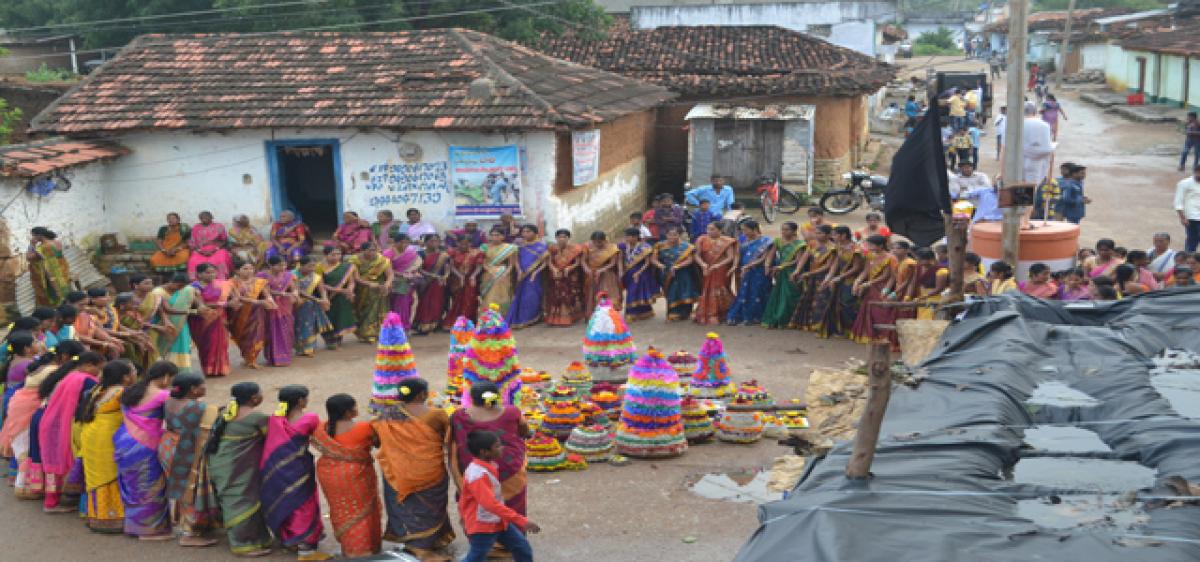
[
  {"left": 846, "top": 343, "right": 893, "bottom": 480},
  {"left": 943, "top": 215, "right": 968, "bottom": 309},
  {"left": 1055, "top": 0, "right": 1077, "bottom": 90},
  {"left": 1001, "top": 0, "right": 1029, "bottom": 267}
]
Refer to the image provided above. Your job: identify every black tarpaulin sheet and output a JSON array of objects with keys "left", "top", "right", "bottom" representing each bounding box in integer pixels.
[{"left": 735, "top": 287, "right": 1200, "bottom": 562}]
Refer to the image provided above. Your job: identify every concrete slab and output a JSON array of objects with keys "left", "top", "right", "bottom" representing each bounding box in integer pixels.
[
  {"left": 1109, "top": 104, "right": 1181, "bottom": 123},
  {"left": 1080, "top": 91, "right": 1129, "bottom": 107}
]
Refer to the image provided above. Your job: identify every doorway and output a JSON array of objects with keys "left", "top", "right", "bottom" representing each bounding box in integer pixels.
[
  {"left": 266, "top": 140, "right": 343, "bottom": 236},
  {"left": 712, "top": 119, "right": 784, "bottom": 190},
  {"left": 1136, "top": 57, "right": 1147, "bottom": 93}
]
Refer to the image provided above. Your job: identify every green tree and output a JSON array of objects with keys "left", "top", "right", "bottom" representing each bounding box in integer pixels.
[
  {"left": 0, "top": 98, "right": 23, "bottom": 145},
  {"left": 914, "top": 27, "right": 956, "bottom": 50}
]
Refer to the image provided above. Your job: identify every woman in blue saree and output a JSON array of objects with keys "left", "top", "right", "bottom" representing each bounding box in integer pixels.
[
  {"left": 727, "top": 220, "right": 773, "bottom": 325},
  {"left": 260, "top": 385, "right": 327, "bottom": 559},
  {"left": 505, "top": 225, "right": 547, "bottom": 329},
  {"left": 652, "top": 226, "right": 700, "bottom": 321},
  {"left": 114, "top": 361, "right": 175, "bottom": 539},
  {"left": 620, "top": 228, "right": 661, "bottom": 321}
]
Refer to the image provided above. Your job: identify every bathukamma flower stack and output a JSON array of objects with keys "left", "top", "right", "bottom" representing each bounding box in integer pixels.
[
  {"left": 462, "top": 304, "right": 521, "bottom": 406},
  {"left": 369, "top": 312, "right": 418, "bottom": 416},
  {"left": 566, "top": 424, "right": 615, "bottom": 463},
  {"left": 716, "top": 409, "right": 765, "bottom": 444},
  {"left": 614, "top": 347, "right": 687, "bottom": 458},
  {"left": 668, "top": 350, "right": 698, "bottom": 387},
  {"left": 689, "top": 332, "right": 736, "bottom": 401},
  {"left": 582, "top": 293, "right": 637, "bottom": 369},
  {"left": 445, "top": 316, "right": 474, "bottom": 402},
  {"left": 736, "top": 379, "right": 775, "bottom": 408},
  {"left": 526, "top": 434, "right": 569, "bottom": 472},
  {"left": 541, "top": 385, "right": 584, "bottom": 440},
  {"left": 589, "top": 382, "right": 623, "bottom": 421},
  {"left": 562, "top": 361, "right": 593, "bottom": 400},
  {"left": 680, "top": 396, "right": 714, "bottom": 444}
]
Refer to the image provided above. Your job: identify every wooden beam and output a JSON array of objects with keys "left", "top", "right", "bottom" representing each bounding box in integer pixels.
[{"left": 846, "top": 343, "right": 893, "bottom": 480}]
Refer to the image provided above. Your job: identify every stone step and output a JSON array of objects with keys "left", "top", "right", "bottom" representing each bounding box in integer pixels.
[{"left": 1107, "top": 105, "right": 1181, "bottom": 123}]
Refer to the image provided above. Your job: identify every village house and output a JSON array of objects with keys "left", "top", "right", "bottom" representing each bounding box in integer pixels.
[
  {"left": 983, "top": 8, "right": 1129, "bottom": 65},
  {"left": 8, "top": 29, "right": 672, "bottom": 262},
  {"left": 1105, "top": 24, "right": 1200, "bottom": 110},
  {"left": 534, "top": 23, "right": 895, "bottom": 191}
]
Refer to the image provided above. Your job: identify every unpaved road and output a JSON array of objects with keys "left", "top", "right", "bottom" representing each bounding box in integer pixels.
[{"left": 0, "top": 306, "right": 862, "bottom": 561}]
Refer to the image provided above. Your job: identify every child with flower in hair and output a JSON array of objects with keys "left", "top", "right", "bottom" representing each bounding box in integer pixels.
[{"left": 259, "top": 384, "right": 330, "bottom": 561}]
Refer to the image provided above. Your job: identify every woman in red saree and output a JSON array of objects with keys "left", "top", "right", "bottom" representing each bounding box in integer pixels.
[
  {"left": 442, "top": 236, "right": 483, "bottom": 329},
  {"left": 373, "top": 379, "right": 455, "bottom": 561},
  {"left": 313, "top": 394, "right": 382, "bottom": 558},
  {"left": 413, "top": 234, "right": 450, "bottom": 335},
  {"left": 187, "top": 211, "right": 233, "bottom": 280},
  {"left": 581, "top": 231, "right": 622, "bottom": 313},
  {"left": 189, "top": 263, "right": 232, "bottom": 377},
  {"left": 545, "top": 229, "right": 585, "bottom": 326},
  {"left": 260, "top": 385, "right": 327, "bottom": 559},
  {"left": 693, "top": 222, "right": 737, "bottom": 325},
  {"left": 38, "top": 351, "right": 104, "bottom": 511},
  {"left": 227, "top": 261, "right": 274, "bottom": 370}
]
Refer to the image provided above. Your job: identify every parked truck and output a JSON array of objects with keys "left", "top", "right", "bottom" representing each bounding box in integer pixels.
[{"left": 926, "top": 69, "right": 991, "bottom": 126}]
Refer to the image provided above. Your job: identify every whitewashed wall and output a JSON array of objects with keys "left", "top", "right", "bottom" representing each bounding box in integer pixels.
[
  {"left": 100, "top": 128, "right": 557, "bottom": 238},
  {"left": 1081, "top": 43, "right": 1106, "bottom": 71},
  {"left": 0, "top": 163, "right": 109, "bottom": 254}
]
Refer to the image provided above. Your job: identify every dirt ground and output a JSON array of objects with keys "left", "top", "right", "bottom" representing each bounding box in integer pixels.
[{"left": 0, "top": 301, "right": 865, "bottom": 561}]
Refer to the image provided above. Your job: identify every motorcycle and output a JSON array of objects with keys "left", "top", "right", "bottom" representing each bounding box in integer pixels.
[{"left": 818, "top": 171, "right": 888, "bottom": 215}]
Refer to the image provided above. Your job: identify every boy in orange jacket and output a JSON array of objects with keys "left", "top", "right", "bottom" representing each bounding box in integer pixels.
[{"left": 460, "top": 431, "right": 541, "bottom": 562}]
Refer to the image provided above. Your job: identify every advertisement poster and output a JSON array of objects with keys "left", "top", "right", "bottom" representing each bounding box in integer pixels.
[
  {"left": 571, "top": 129, "right": 600, "bottom": 186},
  {"left": 450, "top": 145, "right": 522, "bottom": 218}
]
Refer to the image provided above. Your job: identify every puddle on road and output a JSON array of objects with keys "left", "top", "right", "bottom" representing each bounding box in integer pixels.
[
  {"left": 1026, "top": 381, "right": 1101, "bottom": 408},
  {"left": 1017, "top": 494, "right": 1148, "bottom": 530},
  {"left": 1023, "top": 426, "right": 1111, "bottom": 454},
  {"left": 1013, "top": 458, "right": 1156, "bottom": 492},
  {"left": 686, "top": 468, "right": 782, "bottom": 504}
]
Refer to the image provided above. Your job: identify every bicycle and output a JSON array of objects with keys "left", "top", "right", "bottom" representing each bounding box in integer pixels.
[{"left": 755, "top": 175, "right": 803, "bottom": 224}]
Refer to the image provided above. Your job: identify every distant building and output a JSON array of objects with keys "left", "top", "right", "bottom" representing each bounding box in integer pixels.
[
  {"left": 0, "top": 34, "right": 81, "bottom": 74},
  {"left": 1107, "top": 24, "right": 1200, "bottom": 110},
  {"left": 534, "top": 23, "right": 896, "bottom": 189}
]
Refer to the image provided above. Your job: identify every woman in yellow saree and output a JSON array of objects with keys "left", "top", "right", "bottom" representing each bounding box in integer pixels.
[
  {"left": 479, "top": 228, "right": 517, "bottom": 315},
  {"left": 78, "top": 360, "right": 135, "bottom": 533},
  {"left": 582, "top": 231, "right": 622, "bottom": 313},
  {"left": 148, "top": 213, "right": 191, "bottom": 274},
  {"left": 28, "top": 227, "right": 72, "bottom": 307},
  {"left": 350, "top": 244, "right": 393, "bottom": 343}
]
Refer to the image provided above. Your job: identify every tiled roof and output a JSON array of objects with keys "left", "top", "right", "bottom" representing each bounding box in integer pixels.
[
  {"left": 0, "top": 137, "right": 128, "bottom": 177},
  {"left": 1121, "top": 24, "right": 1200, "bottom": 56},
  {"left": 984, "top": 8, "right": 1131, "bottom": 32},
  {"left": 31, "top": 30, "right": 674, "bottom": 134},
  {"left": 532, "top": 24, "right": 895, "bottom": 98}
]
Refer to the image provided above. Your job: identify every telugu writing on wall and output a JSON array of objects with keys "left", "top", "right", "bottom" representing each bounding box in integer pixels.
[{"left": 363, "top": 162, "right": 449, "bottom": 209}]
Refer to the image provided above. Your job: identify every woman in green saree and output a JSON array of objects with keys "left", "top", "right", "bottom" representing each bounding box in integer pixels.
[
  {"left": 28, "top": 227, "right": 72, "bottom": 307},
  {"left": 349, "top": 244, "right": 393, "bottom": 344},
  {"left": 152, "top": 273, "right": 202, "bottom": 369},
  {"left": 317, "top": 246, "right": 357, "bottom": 350},
  {"left": 762, "top": 222, "right": 808, "bottom": 328},
  {"left": 479, "top": 228, "right": 517, "bottom": 315},
  {"left": 207, "top": 382, "right": 272, "bottom": 557}
]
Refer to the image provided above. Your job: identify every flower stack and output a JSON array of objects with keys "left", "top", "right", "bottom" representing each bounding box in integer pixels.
[
  {"left": 445, "top": 317, "right": 474, "bottom": 402},
  {"left": 668, "top": 350, "right": 699, "bottom": 388},
  {"left": 462, "top": 304, "right": 521, "bottom": 406},
  {"left": 589, "top": 382, "right": 623, "bottom": 421},
  {"left": 614, "top": 347, "right": 687, "bottom": 459},
  {"left": 519, "top": 368, "right": 552, "bottom": 392},
  {"left": 369, "top": 312, "right": 418, "bottom": 417},
  {"left": 562, "top": 361, "right": 593, "bottom": 400},
  {"left": 526, "top": 433, "right": 569, "bottom": 472},
  {"left": 680, "top": 396, "right": 714, "bottom": 444},
  {"left": 565, "top": 424, "right": 615, "bottom": 463},
  {"left": 689, "top": 333, "right": 736, "bottom": 402},
  {"left": 736, "top": 379, "right": 775, "bottom": 408},
  {"left": 582, "top": 293, "right": 637, "bottom": 371},
  {"left": 716, "top": 401, "right": 765, "bottom": 444},
  {"left": 541, "top": 385, "right": 584, "bottom": 441}
]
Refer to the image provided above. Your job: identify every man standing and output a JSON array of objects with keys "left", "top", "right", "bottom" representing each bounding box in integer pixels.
[
  {"left": 993, "top": 106, "right": 1007, "bottom": 161},
  {"left": 1175, "top": 165, "right": 1200, "bottom": 252},
  {"left": 949, "top": 161, "right": 990, "bottom": 199},
  {"left": 1056, "top": 164, "right": 1090, "bottom": 224},
  {"left": 649, "top": 194, "right": 684, "bottom": 240},
  {"left": 903, "top": 95, "right": 921, "bottom": 137},
  {"left": 404, "top": 208, "right": 435, "bottom": 240},
  {"left": 1180, "top": 112, "right": 1200, "bottom": 172},
  {"left": 685, "top": 174, "right": 736, "bottom": 215},
  {"left": 1021, "top": 102, "right": 1055, "bottom": 185},
  {"left": 946, "top": 89, "right": 967, "bottom": 131}
]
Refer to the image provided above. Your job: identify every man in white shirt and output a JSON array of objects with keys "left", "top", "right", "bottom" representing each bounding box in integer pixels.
[
  {"left": 950, "top": 161, "right": 1000, "bottom": 222},
  {"left": 993, "top": 106, "right": 1007, "bottom": 161},
  {"left": 1175, "top": 166, "right": 1200, "bottom": 251},
  {"left": 404, "top": 208, "right": 436, "bottom": 241},
  {"left": 1021, "top": 102, "right": 1055, "bottom": 185}
]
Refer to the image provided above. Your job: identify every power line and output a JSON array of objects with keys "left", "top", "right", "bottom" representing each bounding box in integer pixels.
[
  {"left": 1, "top": 0, "right": 329, "bottom": 33},
  {"left": 0, "top": 1, "right": 564, "bottom": 63}
]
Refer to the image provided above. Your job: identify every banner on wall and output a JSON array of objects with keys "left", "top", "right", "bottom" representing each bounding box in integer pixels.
[
  {"left": 450, "top": 145, "right": 522, "bottom": 218},
  {"left": 571, "top": 129, "right": 600, "bottom": 186}
]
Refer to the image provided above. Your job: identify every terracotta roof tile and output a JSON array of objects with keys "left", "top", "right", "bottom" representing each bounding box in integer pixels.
[
  {"left": 1120, "top": 24, "right": 1200, "bottom": 56},
  {"left": 0, "top": 137, "right": 129, "bottom": 178},
  {"left": 32, "top": 29, "right": 674, "bottom": 134},
  {"left": 531, "top": 23, "right": 895, "bottom": 98}
]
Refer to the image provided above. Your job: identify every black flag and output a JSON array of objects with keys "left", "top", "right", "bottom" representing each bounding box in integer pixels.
[{"left": 884, "top": 100, "right": 951, "bottom": 248}]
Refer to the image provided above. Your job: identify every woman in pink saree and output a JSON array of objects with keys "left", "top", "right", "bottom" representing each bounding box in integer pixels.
[
  {"left": 259, "top": 256, "right": 297, "bottom": 367},
  {"left": 333, "top": 211, "right": 372, "bottom": 254},
  {"left": 1086, "top": 238, "right": 1123, "bottom": 280},
  {"left": 383, "top": 234, "right": 421, "bottom": 331},
  {"left": 260, "top": 385, "right": 326, "bottom": 559},
  {"left": 114, "top": 361, "right": 174, "bottom": 539},
  {"left": 189, "top": 263, "right": 232, "bottom": 377},
  {"left": 39, "top": 351, "right": 105, "bottom": 511},
  {"left": 187, "top": 211, "right": 233, "bottom": 279}
]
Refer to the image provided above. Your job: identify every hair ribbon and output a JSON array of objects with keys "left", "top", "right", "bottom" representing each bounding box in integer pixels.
[
  {"left": 399, "top": 386, "right": 412, "bottom": 396},
  {"left": 223, "top": 400, "right": 239, "bottom": 421},
  {"left": 482, "top": 391, "right": 500, "bottom": 406},
  {"left": 274, "top": 402, "right": 289, "bottom": 417}
]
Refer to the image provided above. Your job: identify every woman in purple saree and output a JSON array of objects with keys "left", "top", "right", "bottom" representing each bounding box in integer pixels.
[
  {"left": 114, "top": 361, "right": 175, "bottom": 539},
  {"left": 260, "top": 256, "right": 297, "bottom": 367},
  {"left": 187, "top": 211, "right": 233, "bottom": 279},
  {"left": 383, "top": 234, "right": 421, "bottom": 331},
  {"left": 265, "top": 210, "right": 311, "bottom": 264},
  {"left": 620, "top": 227, "right": 661, "bottom": 321},
  {"left": 506, "top": 224, "right": 547, "bottom": 329}
]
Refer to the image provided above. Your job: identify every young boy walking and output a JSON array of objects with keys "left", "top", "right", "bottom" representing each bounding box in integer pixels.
[{"left": 460, "top": 431, "right": 541, "bottom": 562}]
